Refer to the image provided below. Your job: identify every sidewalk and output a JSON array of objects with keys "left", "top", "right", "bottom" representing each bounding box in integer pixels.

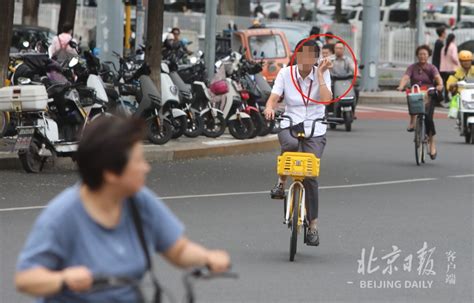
[
  {"left": 359, "top": 90, "right": 407, "bottom": 105},
  {"left": 0, "top": 134, "right": 280, "bottom": 171}
]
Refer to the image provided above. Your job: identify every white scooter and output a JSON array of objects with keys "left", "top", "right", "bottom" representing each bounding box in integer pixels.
[
  {"left": 455, "top": 80, "right": 474, "bottom": 144},
  {"left": 212, "top": 55, "right": 254, "bottom": 139},
  {"left": 160, "top": 62, "right": 187, "bottom": 138}
]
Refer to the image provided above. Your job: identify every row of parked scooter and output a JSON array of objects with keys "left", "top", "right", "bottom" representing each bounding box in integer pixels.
[{"left": 0, "top": 44, "right": 275, "bottom": 172}]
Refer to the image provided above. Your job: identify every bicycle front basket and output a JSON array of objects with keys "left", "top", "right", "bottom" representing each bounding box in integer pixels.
[
  {"left": 407, "top": 92, "right": 425, "bottom": 115},
  {"left": 277, "top": 152, "right": 320, "bottom": 178}
]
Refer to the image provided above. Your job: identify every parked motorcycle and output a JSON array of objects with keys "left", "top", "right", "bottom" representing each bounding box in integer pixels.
[
  {"left": 454, "top": 80, "right": 474, "bottom": 144},
  {"left": 212, "top": 58, "right": 254, "bottom": 140}
]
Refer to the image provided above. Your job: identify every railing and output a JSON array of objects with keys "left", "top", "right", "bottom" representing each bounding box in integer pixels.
[{"left": 12, "top": 5, "right": 474, "bottom": 67}]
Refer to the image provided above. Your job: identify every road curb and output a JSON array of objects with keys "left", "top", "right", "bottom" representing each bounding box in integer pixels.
[{"left": 0, "top": 135, "right": 280, "bottom": 171}]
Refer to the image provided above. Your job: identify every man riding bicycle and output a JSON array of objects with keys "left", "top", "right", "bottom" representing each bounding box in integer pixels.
[{"left": 264, "top": 39, "right": 333, "bottom": 246}]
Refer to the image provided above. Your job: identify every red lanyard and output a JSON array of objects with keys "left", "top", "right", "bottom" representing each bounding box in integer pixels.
[{"left": 294, "top": 66, "right": 314, "bottom": 107}]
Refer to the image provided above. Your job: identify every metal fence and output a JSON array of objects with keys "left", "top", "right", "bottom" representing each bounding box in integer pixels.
[{"left": 13, "top": 5, "right": 474, "bottom": 67}]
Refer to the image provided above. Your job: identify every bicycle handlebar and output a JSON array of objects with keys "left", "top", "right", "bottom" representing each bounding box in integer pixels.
[
  {"left": 277, "top": 115, "right": 344, "bottom": 139},
  {"left": 184, "top": 266, "right": 239, "bottom": 280}
]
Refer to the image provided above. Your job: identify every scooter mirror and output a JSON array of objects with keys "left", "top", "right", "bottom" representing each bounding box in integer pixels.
[
  {"left": 253, "top": 50, "right": 257, "bottom": 57},
  {"left": 260, "top": 51, "right": 265, "bottom": 58},
  {"left": 68, "top": 57, "right": 79, "bottom": 68},
  {"left": 197, "top": 50, "right": 203, "bottom": 58}
]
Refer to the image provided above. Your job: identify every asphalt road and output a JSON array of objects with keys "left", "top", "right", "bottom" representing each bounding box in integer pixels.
[{"left": 0, "top": 108, "right": 472, "bottom": 303}]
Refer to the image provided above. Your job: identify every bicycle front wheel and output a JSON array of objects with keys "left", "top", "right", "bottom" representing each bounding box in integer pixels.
[
  {"left": 414, "top": 115, "right": 423, "bottom": 166},
  {"left": 289, "top": 185, "right": 302, "bottom": 262}
]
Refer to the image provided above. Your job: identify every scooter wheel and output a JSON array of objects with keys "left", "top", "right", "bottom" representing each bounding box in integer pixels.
[
  {"left": 228, "top": 117, "right": 255, "bottom": 140},
  {"left": 259, "top": 114, "right": 275, "bottom": 137},
  {"left": 202, "top": 113, "right": 226, "bottom": 138},
  {"left": 18, "top": 139, "right": 47, "bottom": 173},
  {"left": 171, "top": 115, "right": 187, "bottom": 139},
  {"left": 147, "top": 117, "right": 173, "bottom": 145},
  {"left": 184, "top": 113, "right": 204, "bottom": 138}
]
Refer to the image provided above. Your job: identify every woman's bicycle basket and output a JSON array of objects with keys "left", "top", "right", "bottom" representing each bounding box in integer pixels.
[{"left": 406, "top": 84, "right": 425, "bottom": 115}]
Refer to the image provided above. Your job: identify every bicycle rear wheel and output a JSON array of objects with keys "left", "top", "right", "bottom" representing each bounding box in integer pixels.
[
  {"left": 289, "top": 185, "right": 302, "bottom": 262},
  {"left": 414, "top": 115, "right": 423, "bottom": 166}
]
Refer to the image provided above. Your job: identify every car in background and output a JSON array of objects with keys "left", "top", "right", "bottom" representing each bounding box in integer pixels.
[
  {"left": 231, "top": 28, "right": 291, "bottom": 83},
  {"left": 348, "top": 4, "right": 410, "bottom": 30},
  {"left": 453, "top": 20, "right": 474, "bottom": 30},
  {"left": 433, "top": 2, "right": 474, "bottom": 27},
  {"left": 266, "top": 22, "right": 313, "bottom": 52},
  {"left": 458, "top": 40, "right": 474, "bottom": 56},
  {"left": 164, "top": 0, "right": 205, "bottom": 13},
  {"left": 11, "top": 25, "right": 56, "bottom": 54}
]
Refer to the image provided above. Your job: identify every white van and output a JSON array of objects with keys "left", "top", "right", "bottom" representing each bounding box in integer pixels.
[
  {"left": 434, "top": 2, "right": 474, "bottom": 27},
  {"left": 348, "top": 5, "right": 409, "bottom": 30}
]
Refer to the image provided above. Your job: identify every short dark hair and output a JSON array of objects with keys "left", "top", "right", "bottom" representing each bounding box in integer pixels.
[
  {"left": 415, "top": 44, "right": 432, "bottom": 57},
  {"left": 322, "top": 44, "right": 334, "bottom": 53},
  {"left": 76, "top": 116, "right": 146, "bottom": 190},
  {"left": 436, "top": 26, "right": 446, "bottom": 37},
  {"left": 295, "top": 39, "right": 320, "bottom": 55},
  {"left": 334, "top": 41, "right": 345, "bottom": 47},
  {"left": 61, "top": 23, "right": 73, "bottom": 34},
  {"left": 171, "top": 27, "right": 180, "bottom": 34},
  {"left": 310, "top": 26, "right": 320, "bottom": 37}
]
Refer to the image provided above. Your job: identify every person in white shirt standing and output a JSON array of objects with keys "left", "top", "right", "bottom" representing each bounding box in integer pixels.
[{"left": 264, "top": 39, "right": 333, "bottom": 246}]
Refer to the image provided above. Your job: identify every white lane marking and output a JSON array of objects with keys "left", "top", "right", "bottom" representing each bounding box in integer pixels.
[
  {"left": 357, "top": 106, "right": 408, "bottom": 113},
  {"left": 0, "top": 177, "right": 441, "bottom": 213},
  {"left": 347, "top": 281, "right": 354, "bottom": 285},
  {"left": 447, "top": 174, "right": 474, "bottom": 178},
  {"left": 319, "top": 178, "right": 437, "bottom": 189},
  {"left": 0, "top": 206, "right": 45, "bottom": 212}
]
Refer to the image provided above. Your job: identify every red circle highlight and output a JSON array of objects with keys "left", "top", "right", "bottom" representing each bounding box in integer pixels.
[{"left": 289, "top": 33, "right": 358, "bottom": 105}]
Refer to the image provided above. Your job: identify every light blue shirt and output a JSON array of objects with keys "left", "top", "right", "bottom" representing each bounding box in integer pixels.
[{"left": 17, "top": 185, "right": 184, "bottom": 302}]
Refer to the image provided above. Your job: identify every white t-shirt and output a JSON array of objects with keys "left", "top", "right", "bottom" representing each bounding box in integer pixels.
[{"left": 271, "top": 65, "right": 332, "bottom": 137}]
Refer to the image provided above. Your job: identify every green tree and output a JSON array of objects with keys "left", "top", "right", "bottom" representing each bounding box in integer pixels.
[
  {"left": 58, "top": 0, "right": 77, "bottom": 33},
  {"left": 145, "top": 0, "right": 163, "bottom": 88},
  {"left": 0, "top": 0, "right": 15, "bottom": 86},
  {"left": 22, "top": 0, "right": 40, "bottom": 26}
]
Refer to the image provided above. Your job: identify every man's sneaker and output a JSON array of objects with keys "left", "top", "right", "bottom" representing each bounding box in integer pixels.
[
  {"left": 306, "top": 228, "right": 319, "bottom": 246},
  {"left": 270, "top": 183, "right": 285, "bottom": 199}
]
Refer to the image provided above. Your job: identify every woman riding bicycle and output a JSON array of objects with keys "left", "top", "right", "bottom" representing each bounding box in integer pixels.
[
  {"left": 15, "top": 117, "right": 230, "bottom": 302},
  {"left": 264, "top": 39, "right": 333, "bottom": 246},
  {"left": 397, "top": 45, "right": 443, "bottom": 160}
]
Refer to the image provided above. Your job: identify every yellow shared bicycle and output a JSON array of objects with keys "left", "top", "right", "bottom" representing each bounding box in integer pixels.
[{"left": 276, "top": 115, "right": 341, "bottom": 261}]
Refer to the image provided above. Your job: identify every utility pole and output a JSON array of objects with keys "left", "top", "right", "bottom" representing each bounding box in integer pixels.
[
  {"left": 312, "top": 0, "right": 318, "bottom": 22},
  {"left": 0, "top": 0, "right": 15, "bottom": 86},
  {"left": 280, "top": 0, "right": 286, "bottom": 20},
  {"left": 96, "top": 0, "right": 124, "bottom": 68},
  {"left": 136, "top": 0, "right": 145, "bottom": 48},
  {"left": 205, "top": 0, "right": 217, "bottom": 81},
  {"left": 124, "top": 0, "right": 132, "bottom": 55},
  {"left": 457, "top": 0, "right": 461, "bottom": 24},
  {"left": 360, "top": 0, "right": 380, "bottom": 92},
  {"left": 416, "top": 0, "right": 424, "bottom": 47}
]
